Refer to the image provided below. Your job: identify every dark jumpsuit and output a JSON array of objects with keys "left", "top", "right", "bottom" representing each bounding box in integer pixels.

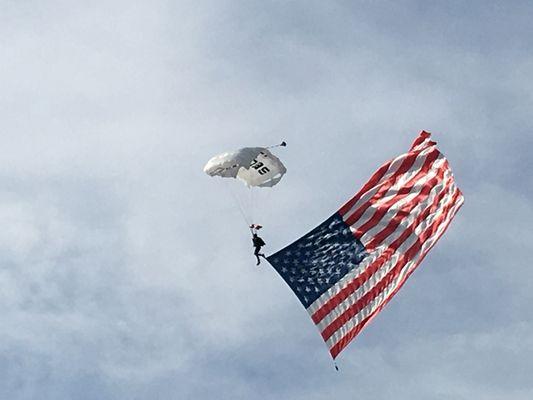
[{"left": 252, "top": 235, "right": 266, "bottom": 264}]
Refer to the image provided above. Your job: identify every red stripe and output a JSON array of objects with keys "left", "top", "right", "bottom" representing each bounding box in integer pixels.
[
  {"left": 327, "top": 192, "right": 463, "bottom": 358},
  {"left": 339, "top": 142, "right": 427, "bottom": 217},
  {"left": 340, "top": 131, "right": 434, "bottom": 218},
  {"left": 351, "top": 151, "right": 442, "bottom": 238},
  {"left": 312, "top": 180, "right": 453, "bottom": 325},
  {"left": 311, "top": 177, "right": 456, "bottom": 324},
  {"left": 362, "top": 161, "right": 450, "bottom": 251},
  {"left": 344, "top": 148, "right": 438, "bottom": 227},
  {"left": 338, "top": 161, "right": 392, "bottom": 216},
  {"left": 321, "top": 188, "right": 462, "bottom": 341},
  {"left": 320, "top": 189, "right": 463, "bottom": 342},
  {"left": 409, "top": 130, "right": 432, "bottom": 151},
  {"left": 321, "top": 189, "right": 461, "bottom": 344},
  {"left": 329, "top": 193, "right": 464, "bottom": 358}
]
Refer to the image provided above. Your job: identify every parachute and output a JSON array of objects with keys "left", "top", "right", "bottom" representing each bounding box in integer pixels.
[
  {"left": 203, "top": 145, "right": 286, "bottom": 187},
  {"left": 204, "top": 143, "right": 287, "bottom": 225}
]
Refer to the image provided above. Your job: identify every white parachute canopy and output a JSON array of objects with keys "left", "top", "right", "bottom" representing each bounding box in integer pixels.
[{"left": 204, "top": 146, "right": 286, "bottom": 187}]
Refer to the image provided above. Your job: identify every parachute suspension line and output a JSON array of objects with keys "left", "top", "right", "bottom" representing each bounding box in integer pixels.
[
  {"left": 249, "top": 187, "right": 254, "bottom": 226},
  {"left": 223, "top": 183, "right": 251, "bottom": 228}
]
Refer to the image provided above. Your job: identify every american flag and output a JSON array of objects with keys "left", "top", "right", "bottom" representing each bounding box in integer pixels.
[{"left": 267, "top": 131, "right": 464, "bottom": 359}]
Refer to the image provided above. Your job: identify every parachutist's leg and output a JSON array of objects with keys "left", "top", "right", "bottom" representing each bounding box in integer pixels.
[{"left": 258, "top": 245, "right": 266, "bottom": 259}]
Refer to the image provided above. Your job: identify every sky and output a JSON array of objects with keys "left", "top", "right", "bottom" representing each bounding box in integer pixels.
[{"left": 1, "top": 1, "right": 532, "bottom": 399}]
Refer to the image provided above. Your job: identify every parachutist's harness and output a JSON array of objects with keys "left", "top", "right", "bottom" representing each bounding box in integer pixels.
[{"left": 252, "top": 234, "right": 265, "bottom": 250}]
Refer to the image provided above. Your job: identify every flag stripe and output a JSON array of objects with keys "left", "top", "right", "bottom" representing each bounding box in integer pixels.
[
  {"left": 316, "top": 184, "right": 461, "bottom": 338},
  {"left": 306, "top": 162, "right": 453, "bottom": 317},
  {"left": 351, "top": 154, "right": 445, "bottom": 240},
  {"left": 343, "top": 146, "right": 438, "bottom": 227},
  {"left": 328, "top": 194, "right": 463, "bottom": 357},
  {"left": 338, "top": 132, "right": 438, "bottom": 217},
  {"left": 326, "top": 191, "right": 463, "bottom": 353},
  {"left": 338, "top": 161, "right": 393, "bottom": 216},
  {"left": 361, "top": 159, "right": 450, "bottom": 250},
  {"left": 342, "top": 147, "right": 431, "bottom": 222},
  {"left": 310, "top": 170, "right": 456, "bottom": 325},
  {"left": 314, "top": 182, "right": 458, "bottom": 334},
  {"left": 410, "top": 130, "right": 437, "bottom": 152},
  {"left": 320, "top": 188, "right": 462, "bottom": 342},
  {"left": 339, "top": 146, "right": 431, "bottom": 218}
]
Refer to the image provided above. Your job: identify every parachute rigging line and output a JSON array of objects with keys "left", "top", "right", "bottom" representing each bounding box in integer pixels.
[{"left": 223, "top": 182, "right": 252, "bottom": 227}]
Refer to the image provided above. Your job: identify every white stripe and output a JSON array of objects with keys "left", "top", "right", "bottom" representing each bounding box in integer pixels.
[
  {"left": 315, "top": 183, "right": 458, "bottom": 333},
  {"left": 349, "top": 156, "right": 446, "bottom": 233},
  {"left": 342, "top": 146, "right": 436, "bottom": 223},
  {"left": 341, "top": 149, "right": 424, "bottom": 218},
  {"left": 307, "top": 169, "right": 456, "bottom": 317},
  {"left": 326, "top": 196, "right": 464, "bottom": 351},
  {"left": 411, "top": 137, "right": 433, "bottom": 152},
  {"left": 324, "top": 191, "right": 463, "bottom": 350},
  {"left": 359, "top": 165, "right": 452, "bottom": 244}
]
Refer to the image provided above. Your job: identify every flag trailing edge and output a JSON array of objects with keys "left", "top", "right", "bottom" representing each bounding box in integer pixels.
[{"left": 267, "top": 131, "right": 464, "bottom": 359}]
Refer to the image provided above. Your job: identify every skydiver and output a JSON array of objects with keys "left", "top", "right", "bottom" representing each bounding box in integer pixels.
[{"left": 250, "top": 224, "right": 266, "bottom": 265}]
